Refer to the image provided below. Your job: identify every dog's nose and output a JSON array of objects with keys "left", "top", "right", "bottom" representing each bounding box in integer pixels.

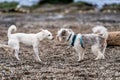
[{"left": 52, "top": 37, "right": 54, "bottom": 40}]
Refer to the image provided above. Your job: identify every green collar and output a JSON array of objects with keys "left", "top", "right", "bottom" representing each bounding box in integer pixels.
[
  {"left": 80, "top": 35, "right": 84, "bottom": 48},
  {"left": 71, "top": 34, "right": 77, "bottom": 46}
]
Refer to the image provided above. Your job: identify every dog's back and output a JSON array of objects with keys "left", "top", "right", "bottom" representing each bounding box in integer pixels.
[
  {"left": 81, "top": 34, "right": 104, "bottom": 48},
  {"left": 10, "top": 33, "right": 37, "bottom": 46}
]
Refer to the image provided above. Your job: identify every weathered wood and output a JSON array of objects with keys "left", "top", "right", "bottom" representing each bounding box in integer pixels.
[{"left": 107, "top": 32, "right": 120, "bottom": 46}]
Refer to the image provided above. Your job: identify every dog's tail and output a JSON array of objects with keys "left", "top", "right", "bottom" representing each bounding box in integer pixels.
[
  {"left": 92, "top": 25, "right": 108, "bottom": 39},
  {"left": 8, "top": 25, "right": 17, "bottom": 38}
]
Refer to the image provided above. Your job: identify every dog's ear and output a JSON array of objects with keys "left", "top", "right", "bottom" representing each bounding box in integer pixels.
[
  {"left": 68, "top": 29, "right": 73, "bottom": 32},
  {"left": 61, "top": 30, "right": 67, "bottom": 36},
  {"left": 40, "top": 28, "right": 44, "bottom": 31}
]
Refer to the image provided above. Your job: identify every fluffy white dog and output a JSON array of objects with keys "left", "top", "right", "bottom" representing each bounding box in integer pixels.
[
  {"left": 56, "top": 26, "right": 108, "bottom": 61},
  {"left": 8, "top": 25, "right": 54, "bottom": 61}
]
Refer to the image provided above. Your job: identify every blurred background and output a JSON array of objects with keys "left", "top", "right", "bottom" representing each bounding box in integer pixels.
[{"left": 0, "top": 0, "right": 120, "bottom": 13}]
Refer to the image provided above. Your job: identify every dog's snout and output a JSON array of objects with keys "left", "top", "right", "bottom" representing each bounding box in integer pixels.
[{"left": 52, "top": 37, "right": 54, "bottom": 40}]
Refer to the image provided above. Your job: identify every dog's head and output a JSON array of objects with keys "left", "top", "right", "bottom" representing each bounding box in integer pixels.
[
  {"left": 40, "top": 29, "right": 54, "bottom": 40},
  {"left": 37, "top": 29, "right": 54, "bottom": 41},
  {"left": 56, "top": 28, "right": 73, "bottom": 42}
]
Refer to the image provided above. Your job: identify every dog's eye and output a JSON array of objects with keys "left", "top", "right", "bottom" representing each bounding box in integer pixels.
[{"left": 48, "top": 34, "right": 50, "bottom": 36}]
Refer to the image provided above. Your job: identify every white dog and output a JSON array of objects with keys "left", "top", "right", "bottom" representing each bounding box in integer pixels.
[
  {"left": 56, "top": 26, "right": 108, "bottom": 61},
  {"left": 8, "top": 25, "right": 54, "bottom": 61}
]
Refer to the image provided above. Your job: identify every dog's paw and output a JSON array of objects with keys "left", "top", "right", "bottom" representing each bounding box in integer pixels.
[
  {"left": 35, "top": 60, "right": 45, "bottom": 65},
  {"left": 94, "top": 57, "right": 99, "bottom": 60},
  {"left": 17, "top": 58, "right": 20, "bottom": 61},
  {"left": 17, "top": 59, "right": 20, "bottom": 61},
  {"left": 36, "top": 59, "right": 42, "bottom": 62},
  {"left": 66, "top": 46, "right": 72, "bottom": 49},
  {"left": 102, "top": 56, "right": 105, "bottom": 59},
  {"left": 95, "top": 55, "right": 105, "bottom": 60},
  {"left": 94, "top": 57, "right": 102, "bottom": 60},
  {"left": 77, "top": 59, "right": 81, "bottom": 62}
]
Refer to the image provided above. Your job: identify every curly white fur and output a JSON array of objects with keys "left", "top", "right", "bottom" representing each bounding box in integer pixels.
[
  {"left": 92, "top": 25, "right": 108, "bottom": 39},
  {"left": 57, "top": 26, "right": 108, "bottom": 61}
]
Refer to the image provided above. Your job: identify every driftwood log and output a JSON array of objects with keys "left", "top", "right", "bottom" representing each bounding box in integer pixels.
[{"left": 107, "top": 32, "right": 120, "bottom": 46}]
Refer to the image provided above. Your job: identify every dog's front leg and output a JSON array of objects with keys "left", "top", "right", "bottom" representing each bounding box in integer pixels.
[
  {"left": 33, "top": 46, "right": 41, "bottom": 62},
  {"left": 81, "top": 50, "right": 85, "bottom": 60},
  {"left": 75, "top": 48, "right": 83, "bottom": 61}
]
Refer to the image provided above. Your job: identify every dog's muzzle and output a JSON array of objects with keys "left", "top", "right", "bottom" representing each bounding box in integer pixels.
[{"left": 52, "top": 37, "right": 54, "bottom": 40}]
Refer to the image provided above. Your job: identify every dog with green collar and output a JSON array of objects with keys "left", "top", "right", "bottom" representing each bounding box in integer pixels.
[{"left": 56, "top": 26, "right": 108, "bottom": 61}]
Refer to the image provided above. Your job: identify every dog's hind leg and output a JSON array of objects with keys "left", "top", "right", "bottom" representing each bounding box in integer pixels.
[
  {"left": 102, "top": 43, "right": 107, "bottom": 55},
  {"left": 95, "top": 50, "right": 105, "bottom": 60},
  {"left": 8, "top": 40, "right": 20, "bottom": 60},
  {"left": 33, "top": 46, "right": 41, "bottom": 62},
  {"left": 91, "top": 45, "right": 104, "bottom": 60},
  {"left": 14, "top": 48, "right": 20, "bottom": 60}
]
